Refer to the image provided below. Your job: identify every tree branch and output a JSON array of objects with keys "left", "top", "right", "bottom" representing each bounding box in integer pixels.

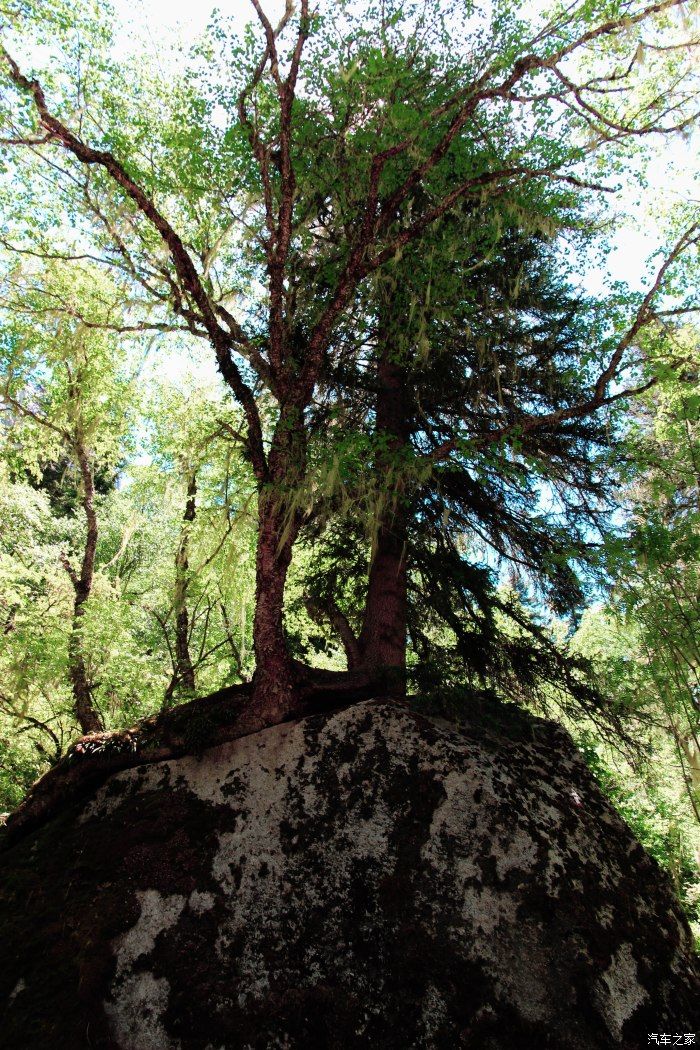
[{"left": 1, "top": 46, "right": 269, "bottom": 482}]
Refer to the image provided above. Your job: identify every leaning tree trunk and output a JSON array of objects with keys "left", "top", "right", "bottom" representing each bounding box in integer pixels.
[
  {"left": 62, "top": 442, "right": 104, "bottom": 735},
  {"left": 305, "top": 597, "right": 361, "bottom": 671},
  {"left": 355, "top": 337, "right": 411, "bottom": 695},
  {"left": 164, "top": 471, "right": 197, "bottom": 706},
  {"left": 679, "top": 731, "right": 700, "bottom": 827},
  {"left": 250, "top": 406, "right": 306, "bottom": 720}
]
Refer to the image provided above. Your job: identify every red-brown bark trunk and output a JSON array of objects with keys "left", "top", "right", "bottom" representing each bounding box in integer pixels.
[
  {"left": 250, "top": 497, "right": 298, "bottom": 719},
  {"left": 356, "top": 338, "right": 410, "bottom": 695},
  {"left": 250, "top": 407, "right": 305, "bottom": 720},
  {"left": 357, "top": 520, "right": 408, "bottom": 692}
]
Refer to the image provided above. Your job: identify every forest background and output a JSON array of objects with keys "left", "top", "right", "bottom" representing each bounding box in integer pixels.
[{"left": 1, "top": 0, "right": 700, "bottom": 945}]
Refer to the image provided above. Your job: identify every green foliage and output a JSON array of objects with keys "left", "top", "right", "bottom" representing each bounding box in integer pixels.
[
  {"left": 0, "top": 0, "right": 698, "bottom": 938},
  {"left": 568, "top": 336, "right": 700, "bottom": 941},
  {"left": 0, "top": 350, "right": 258, "bottom": 805}
]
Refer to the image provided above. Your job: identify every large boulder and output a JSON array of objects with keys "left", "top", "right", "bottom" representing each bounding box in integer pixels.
[{"left": 0, "top": 698, "right": 697, "bottom": 1049}]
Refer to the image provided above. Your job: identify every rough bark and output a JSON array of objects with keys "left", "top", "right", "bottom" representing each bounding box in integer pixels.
[
  {"left": 681, "top": 733, "right": 700, "bottom": 794},
  {"left": 357, "top": 519, "right": 408, "bottom": 688},
  {"left": 250, "top": 494, "right": 299, "bottom": 718},
  {"left": 250, "top": 406, "right": 307, "bottom": 718},
  {"left": 356, "top": 335, "right": 411, "bottom": 694},
  {"left": 62, "top": 442, "right": 104, "bottom": 735},
  {"left": 679, "top": 732, "right": 700, "bottom": 837},
  {"left": 164, "top": 472, "right": 197, "bottom": 706},
  {"left": 219, "top": 601, "right": 244, "bottom": 679}
]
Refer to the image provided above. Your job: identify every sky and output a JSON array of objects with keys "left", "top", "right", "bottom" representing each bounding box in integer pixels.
[{"left": 111, "top": 0, "right": 283, "bottom": 48}]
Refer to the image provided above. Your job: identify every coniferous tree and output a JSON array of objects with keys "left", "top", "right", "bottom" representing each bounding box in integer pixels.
[
  {"left": 301, "top": 207, "right": 630, "bottom": 716},
  {"left": 0, "top": 0, "right": 698, "bottom": 719}
]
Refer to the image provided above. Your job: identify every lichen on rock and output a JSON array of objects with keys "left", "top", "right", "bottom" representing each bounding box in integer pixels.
[{"left": 0, "top": 698, "right": 697, "bottom": 1049}]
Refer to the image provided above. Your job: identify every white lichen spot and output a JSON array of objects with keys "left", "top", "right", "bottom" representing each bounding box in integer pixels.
[
  {"left": 112, "top": 890, "right": 186, "bottom": 975},
  {"left": 105, "top": 971, "right": 176, "bottom": 1050},
  {"left": 494, "top": 826, "right": 538, "bottom": 881},
  {"left": 79, "top": 778, "right": 132, "bottom": 823},
  {"left": 421, "top": 982, "right": 448, "bottom": 1040},
  {"left": 593, "top": 941, "right": 647, "bottom": 1040},
  {"left": 189, "top": 890, "right": 215, "bottom": 914},
  {"left": 421, "top": 769, "right": 485, "bottom": 866},
  {"left": 8, "top": 978, "right": 26, "bottom": 1002},
  {"left": 104, "top": 889, "right": 186, "bottom": 1050},
  {"left": 461, "top": 883, "right": 517, "bottom": 937}
]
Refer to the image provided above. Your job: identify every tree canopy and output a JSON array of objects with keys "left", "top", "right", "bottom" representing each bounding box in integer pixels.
[{"left": 0, "top": 0, "right": 699, "bottom": 934}]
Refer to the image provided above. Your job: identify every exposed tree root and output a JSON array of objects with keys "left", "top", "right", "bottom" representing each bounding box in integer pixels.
[{"left": 0, "top": 668, "right": 381, "bottom": 850}]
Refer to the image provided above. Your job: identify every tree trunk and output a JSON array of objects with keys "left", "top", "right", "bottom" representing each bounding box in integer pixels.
[
  {"left": 356, "top": 336, "right": 411, "bottom": 695},
  {"left": 250, "top": 406, "right": 305, "bottom": 720},
  {"left": 357, "top": 519, "right": 408, "bottom": 693},
  {"left": 68, "top": 613, "right": 102, "bottom": 734},
  {"left": 165, "top": 472, "right": 197, "bottom": 705},
  {"left": 250, "top": 495, "right": 299, "bottom": 719},
  {"left": 680, "top": 732, "right": 700, "bottom": 827},
  {"left": 64, "top": 443, "right": 104, "bottom": 735},
  {"left": 306, "top": 597, "right": 361, "bottom": 671}
]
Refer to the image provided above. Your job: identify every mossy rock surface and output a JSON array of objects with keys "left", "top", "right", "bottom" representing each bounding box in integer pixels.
[{"left": 0, "top": 698, "right": 698, "bottom": 1049}]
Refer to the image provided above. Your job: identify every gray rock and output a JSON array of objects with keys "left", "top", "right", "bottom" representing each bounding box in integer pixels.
[{"left": 0, "top": 698, "right": 697, "bottom": 1048}]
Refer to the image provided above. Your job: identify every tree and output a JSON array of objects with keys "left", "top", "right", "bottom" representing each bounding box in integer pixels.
[
  {"left": 141, "top": 379, "right": 257, "bottom": 705},
  {"left": 0, "top": 266, "right": 138, "bottom": 731},
  {"left": 0, "top": 359, "right": 259, "bottom": 805},
  {"left": 0, "top": 459, "right": 73, "bottom": 790},
  {"left": 301, "top": 206, "right": 616, "bottom": 704},
  {"left": 1, "top": 0, "right": 698, "bottom": 722},
  {"left": 591, "top": 328, "right": 700, "bottom": 818}
]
